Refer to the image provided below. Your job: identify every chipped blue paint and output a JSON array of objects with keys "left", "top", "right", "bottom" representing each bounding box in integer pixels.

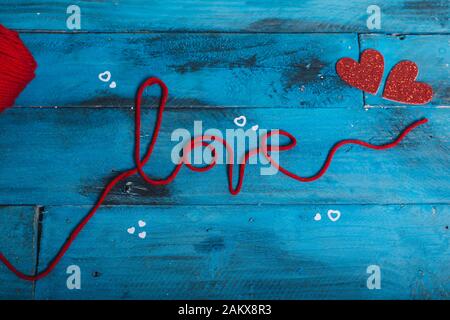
[{"left": 0, "top": 0, "right": 448, "bottom": 300}]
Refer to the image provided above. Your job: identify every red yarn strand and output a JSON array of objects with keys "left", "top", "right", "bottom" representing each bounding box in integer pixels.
[{"left": 0, "top": 77, "right": 428, "bottom": 281}]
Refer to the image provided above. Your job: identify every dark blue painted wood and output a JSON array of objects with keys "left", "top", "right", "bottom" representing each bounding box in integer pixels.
[
  {"left": 15, "top": 33, "right": 361, "bottom": 109},
  {"left": 1, "top": 0, "right": 448, "bottom": 33},
  {"left": 0, "top": 107, "right": 447, "bottom": 206},
  {"left": 34, "top": 204, "right": 449, "bottom": 299},
  {"left": 0, "top": 206, "right": 37, "bottom": 299}
]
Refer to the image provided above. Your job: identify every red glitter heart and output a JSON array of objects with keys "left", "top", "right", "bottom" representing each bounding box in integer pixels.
[
  {"left": 383, "top": 61, "right": 433, "bottom": 105},
  {"left": 336, "top": 49, "right": 384, "bottom": 94}
]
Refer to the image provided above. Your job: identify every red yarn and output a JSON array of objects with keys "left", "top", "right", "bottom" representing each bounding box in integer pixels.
[
  {"left": 0, "top": 25, "right": 37, "bottom": 111},
  {"left": 0, "top": 77, "right": 428, "bottom": 281}
]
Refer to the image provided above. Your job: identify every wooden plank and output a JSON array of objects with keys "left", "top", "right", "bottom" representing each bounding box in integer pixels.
[
  {"left": 1, "top": 0, "right": 448, "bottom": 33},
  {"left": 33, "top": 204, "right": 449, "bottom": 299},
  {"left": 15, "top": 33, "right": 361, "bottom": 109},
  {"left": 0, "top": 206, "right": 38, "bottom": 299},
  {"left": 360, "top": 34, "right": 449, "bottom": 108},
  {"left": 0, "top": 107, "right": 447, "bottom": 205}
]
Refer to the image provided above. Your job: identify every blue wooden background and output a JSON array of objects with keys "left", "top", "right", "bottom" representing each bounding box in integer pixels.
[{"left": 0, "top": 1, "right": 448, "bottom": 300}]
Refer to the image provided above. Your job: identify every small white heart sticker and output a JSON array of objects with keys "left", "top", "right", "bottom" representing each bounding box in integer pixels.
[
  {"left": 327, "top": 210, "right": 341, "bottom": 222},
  {"left": 138, "top": 231, "right": 147, "bottom": 239},
  {"left": 233, "top": 115, "right": 247, "bottom": 127},
  {"left": 98, "top": 71, "right": 111, "bottom": 82}
]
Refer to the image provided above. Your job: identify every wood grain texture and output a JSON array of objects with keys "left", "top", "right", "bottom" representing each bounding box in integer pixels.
[
  {"left": 0, "top": 206, "right": 38, "bottom": 299},
  {"left": 14, "top": 33, "right": 448, "bottom": 109},
  {"left": 0, "top": 107, "right": 447, "bottom": 206},
  {"left": 1, "top": 0, "right": 448, "bottom": 33},
  {"left": 33, "top": 204, "right": 449, "bottom": 299},
  {"left": 360, "top": 34, "right": 449, "bottom": 107},
  {"left": 0, "top": 1, "right": 448, "bottom": 301},
  {"left": 16, "top": 33, "right": 360, "bottom": 109}
]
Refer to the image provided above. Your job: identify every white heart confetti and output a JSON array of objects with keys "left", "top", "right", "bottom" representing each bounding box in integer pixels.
[
  {"left": 313, "top": 213, "right": 322, "bottom": 221},
  {"left": 138, "top": 231, "right": 146, "bottom": 239},
  {"left": 98, "top": 71, "right": 111, "bottom": 82},
  {"left": 109, "top": 81, "right": 117, "bottom": 89},
  {"left": 327, "top": 210, "right": 341, "bottom": 222},
  {"left": 127, "top": 227, "right": 135, "bottom": 234},
  {"left": 138, "top": 220, "right": 146, "bottom": 227},
  {"left": 233, "top": 115, "right": 246, "bottom": 127},
  {"left": 251, "top": 125, "right": 259, "bottom": 131}
]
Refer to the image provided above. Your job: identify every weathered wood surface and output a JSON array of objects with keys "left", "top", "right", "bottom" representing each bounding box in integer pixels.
[
  {"left": 0, "top": 1, "right": 448, "bottom": 300},
  {"left": 14, "top": 33, "right": 448, "bottom": 109},
  {"left": 0, "top": 206, "right": 37, "bottom": 299},
  {"left": 0, "top": 107, "right": 447, "bottom": 206},
  {"left": 1, "top": 0, "right": 448, "bottom": 33},
  {"left": 33, "top": 204, "right": 449, "bottom": 299},
  {"left": 16, "top": 33, "right": 361, "bottom": 109}
]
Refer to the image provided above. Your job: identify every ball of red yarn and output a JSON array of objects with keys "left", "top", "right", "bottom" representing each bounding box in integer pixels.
[{"left": 0, "top": 24, "right": 37, "bottom": 112}]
